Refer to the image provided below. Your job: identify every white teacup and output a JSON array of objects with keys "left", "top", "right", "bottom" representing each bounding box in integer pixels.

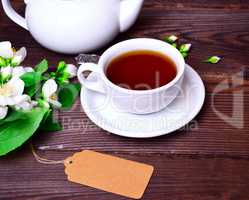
[{"left": 77, "top": 38, "right": 185, "bottom": 114}]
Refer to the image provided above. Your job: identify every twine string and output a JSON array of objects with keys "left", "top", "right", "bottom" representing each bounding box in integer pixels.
[{"left": 30, "top": 142, "right": 66, "bottom": 165}]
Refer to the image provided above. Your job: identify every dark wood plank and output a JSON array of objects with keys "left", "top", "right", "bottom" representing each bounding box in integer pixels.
[
  {"left": 1, "top": 150, "right": 249, "bottom": 200},
  {"left": 0, "top": 0, "right": 249, "bottom": 199}
]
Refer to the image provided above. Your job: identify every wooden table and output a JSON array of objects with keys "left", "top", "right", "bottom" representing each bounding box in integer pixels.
[{"left": 1, "top": 0, "right": 249, "bottom": 199}]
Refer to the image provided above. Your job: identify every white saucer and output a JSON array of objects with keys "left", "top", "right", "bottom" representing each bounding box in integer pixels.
[{"left": 80, "top": 64, "right": 205, "bottom": 138}]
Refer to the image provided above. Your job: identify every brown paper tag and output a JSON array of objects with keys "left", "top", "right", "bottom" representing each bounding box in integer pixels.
[{"left": 64, "top": 150, "right": 154, "bottom": 199}]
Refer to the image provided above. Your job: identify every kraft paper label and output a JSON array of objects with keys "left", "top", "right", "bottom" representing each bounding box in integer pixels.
[{"left": 64, "top": 150, "right": 154, "bottom": 199}]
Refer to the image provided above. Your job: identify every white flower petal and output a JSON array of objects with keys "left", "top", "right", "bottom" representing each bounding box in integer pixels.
[
  {"left": 15, "top": 101, "right": 33, "bottom": 111},
  {"left": 15, "top": 47, "right": 27, "bottom": 60},
  {"left": 0, "top": 41, "right": 11, "bottom": 49},
  {"left": 4, "top": 97, "right": 15, "bottom": 106},
  {"left": 0, "top": 41, "right": 13, "bottom": 58},
  {"left": 48, "top": 99, "right": 62, "bottom": 108},
  {"left": 11, "top": 55, "right": 22, "bottom": 66},
  {"left": 12, "top": 47, "right": 27, "bottom": 66},
  {"left": 0, "top": 106, "right": 8, "bottom": 120},
  {"left": 12, "top": 95, "right": 30, "bottom": 105},
  {"left": 7, "top": 77, "right": 25, "bottom": 96},
  {"left": 12, "top": 66, "right": 26, "bottom": 78},
  {"left": 15, "top": 99, "right": 37, "bottom": 111},
  {"left": 24, "top": 67, "right": 34, "bottom": 73},
  {"left": 42, "top": 79, "right": 58, "bottom": 99},
  {"left": 65, "top": 64, "right": 77, "bottom": 78},
  {"left": 31, "top": 100, "right": 38, "bottom": 107},
  {"left": 167, "top": 35, "right": 178, "bottom": 43},
  {"left": 0, "top": 97, "right": 8, "bottom": 106}
]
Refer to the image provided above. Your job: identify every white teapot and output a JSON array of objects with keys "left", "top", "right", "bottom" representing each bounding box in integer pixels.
[{"left": 1, "top": 0, "right": 144, "bottom": 54}]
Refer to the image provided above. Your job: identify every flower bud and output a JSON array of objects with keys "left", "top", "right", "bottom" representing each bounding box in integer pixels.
[
  {"left": 1, "top": 66, "right": 13, "bottom": 80},
  {"left": 65, "top": 64, "right": 77, "bottom": 78},
  {"left": 179, "top": 44, "right": 192, "bottom": 53}
]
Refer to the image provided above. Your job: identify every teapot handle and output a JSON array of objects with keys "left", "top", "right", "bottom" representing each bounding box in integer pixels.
[{"left": 1, "top": 0, "right": 28, "bottom": 30}]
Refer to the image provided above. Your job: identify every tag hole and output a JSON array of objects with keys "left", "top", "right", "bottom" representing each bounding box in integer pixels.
[{"left": 69, "top": 160, "right": 73, "bottom": 164}]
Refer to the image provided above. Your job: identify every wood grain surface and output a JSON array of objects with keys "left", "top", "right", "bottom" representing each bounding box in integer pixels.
[{"left": 0, "top": 0, "right": 249, "bottom": 199}]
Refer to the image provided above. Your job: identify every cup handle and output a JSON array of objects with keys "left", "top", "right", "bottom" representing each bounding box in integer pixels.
[{"left": 77, "top": 63, "right": 106, "bottom": 94}]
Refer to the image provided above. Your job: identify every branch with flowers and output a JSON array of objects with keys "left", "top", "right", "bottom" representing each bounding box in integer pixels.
[{"left": 0, "top": 41, "right": 80, "bottom": 156}]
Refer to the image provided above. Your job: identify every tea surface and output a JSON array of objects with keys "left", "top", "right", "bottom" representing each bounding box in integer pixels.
[{"left": 106, "top": 50, "right": 177, "bottom": 90}]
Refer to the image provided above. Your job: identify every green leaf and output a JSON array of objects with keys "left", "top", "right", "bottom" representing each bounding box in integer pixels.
[
  {"left": 49, "top": 72, "right": 56, "bottom": 78},
  {"left": 39, "top": 110, "right": 62, "bottom": 132},
  {"left": 172, "top": 43, "right": 177, "bottom": 48},
  {"left": 21, "top": 72, "right": 42, "bottom": 97},
  {"left": 57, "top": 61, "right": 67, "bottom": 73},
  {"left": 56, "top": 72, "right": 70, "bottom": 85},
  {"left": 181, "top": 52, "right": 188, "bottom": 58},
  {"left": 35, "top": 59, "right": 48, "bottom": 74},
  {"left": 0, "top": 110, "right": 28, "bottom": 126},
  {"left": 0, "top": 107, "right": 48, "bottom": 156},
  {"left": 204, "top": 56, "right": 221, "bottom": 64},
  {"left": 20, "top": 72, "right": 42, "bottom": 87},
  {"left": 58, "top": 83, "right": 80, "bottom": 110},
  {"left": 5, "top": 58, "right": 11, "bottom": 66},
  {"left": 24, "top": 84, "right": 41, "bottom": 97}
]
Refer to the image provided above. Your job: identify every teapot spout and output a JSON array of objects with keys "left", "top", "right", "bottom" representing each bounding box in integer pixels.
[{"left": 119, "top": 0, "right": 144, "bottom": 32}]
